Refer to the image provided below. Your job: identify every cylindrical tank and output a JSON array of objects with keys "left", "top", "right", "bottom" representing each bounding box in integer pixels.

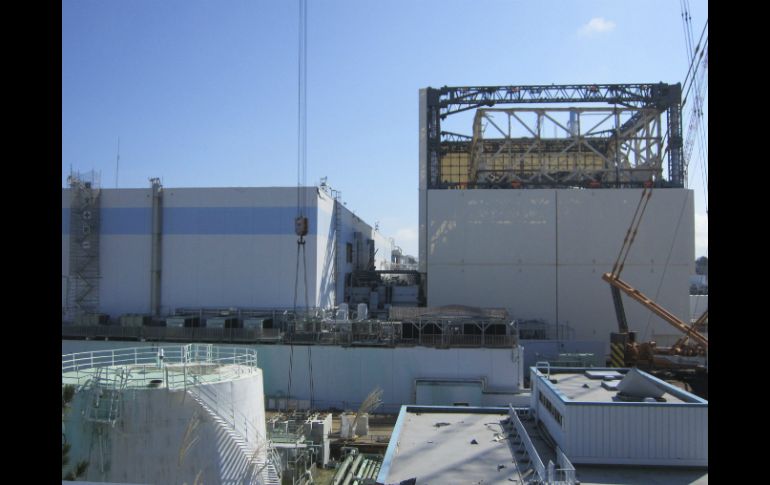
[{"left": 62, "top": 345, "right": 271, "bottom": 485}]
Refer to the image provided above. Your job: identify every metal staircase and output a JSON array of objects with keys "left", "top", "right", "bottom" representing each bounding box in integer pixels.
[
  {"left": 83, "top": 365, "right": 130, "bottom": 478},
  {"left": 67, "top": 171, "right": 102, "bottom": 320},
  {"left": 84, "top": 366, "right": 129, "bottom": 425}
]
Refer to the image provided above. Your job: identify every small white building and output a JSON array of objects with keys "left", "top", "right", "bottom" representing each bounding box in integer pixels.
[{"left": 530, "top": 365, "right": 708, "bottom": 467}]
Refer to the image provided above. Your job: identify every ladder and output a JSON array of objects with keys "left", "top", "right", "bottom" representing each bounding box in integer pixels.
[{"left": 84, "top": 366, "right": 129, "bottom": 425}]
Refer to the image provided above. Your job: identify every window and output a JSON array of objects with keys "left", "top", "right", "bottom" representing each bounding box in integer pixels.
[
  {"left": 346, "top": 243, "right": 353, "bottom": 263},
  {"left": 539, "top": 390, "right": 563, "bottom": 427}
]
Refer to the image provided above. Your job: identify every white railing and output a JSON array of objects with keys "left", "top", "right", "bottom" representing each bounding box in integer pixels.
[
  {"left": 553, "top": 447, "right": 577, "bottom": 484},
  {"left": 62, "top": 344, "right": 258, "bottom": 389},
  {"left": 508, "top": 405, "right": 546, "bottom": 482}
]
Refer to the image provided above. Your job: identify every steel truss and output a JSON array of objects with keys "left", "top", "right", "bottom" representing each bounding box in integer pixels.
[
  {"left": 423, "top": 83, "right": 683, "bottom": 189},
  {"left": 468, "top": 107, "right": 663, "bottom": 187}
]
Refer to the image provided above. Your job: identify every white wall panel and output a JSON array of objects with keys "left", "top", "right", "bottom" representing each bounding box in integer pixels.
[
  {"left": 316, "top": 192, "right": 336, "bottom": 307},
  {"left": 162, "top": 186, "right": 311, "bottom": 207},
  {"left": 99, "top": 235, "right": 152, "bottom": 315},
  {"left": 690, "top": 295, "right": 708, "bottom": 320},
  {"left": 429, "top": 264, "right": 556, "bottom": 321},
  {"left": 101, "top": 188, "right": 153, "bottom": 208},
  {"left": 556, "top": 264, "right": 691, "bottom": 343},
  {"left": 556, "top": 189, "right": 693, "bottom": 266},
  {"left": 567, "top": 405, "right": 707, "bottom": 466},
  {"left": 428, "top": 190, "right": 556, "bottom": 265},
  {"left": 161, "top": 234, "right": 305, "bottom": 311},
  {"left": 427, "top": 188, "right": 694, "bottom": 352}
]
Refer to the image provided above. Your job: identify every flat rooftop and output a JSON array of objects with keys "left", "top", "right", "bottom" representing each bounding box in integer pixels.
[
  {"left": 548, "top": 371, "right": 688, "bottom": 404},
  {"left": 534, "top": 368, "right": 706, "bottom": 405},
  {"left": 379, "top": 407, "right": 547, "bottom": 484},
  {"left": 380, "top": 405, "right": 709, "bottom": 484}
]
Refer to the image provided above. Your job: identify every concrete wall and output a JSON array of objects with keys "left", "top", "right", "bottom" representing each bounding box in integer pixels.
[
  {"left": 62, "top": 340, "right": 525, "bottom": 413},
  {"left": 426, "top": 188, "right": 694, "bottom": 347}
]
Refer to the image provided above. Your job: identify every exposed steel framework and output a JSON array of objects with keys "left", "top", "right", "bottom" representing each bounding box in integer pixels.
[{"left": 421, "top": 83, "right": 684, "bottom": 190}]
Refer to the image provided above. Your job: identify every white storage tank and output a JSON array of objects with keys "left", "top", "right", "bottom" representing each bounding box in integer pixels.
[{"left": 61, "top": 344, "right": 278, "bottom": 485}]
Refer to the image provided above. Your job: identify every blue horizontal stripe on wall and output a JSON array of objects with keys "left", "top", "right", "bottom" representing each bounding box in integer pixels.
[{"left": 62, "top": 207, "right": 316, "bottom": 235}]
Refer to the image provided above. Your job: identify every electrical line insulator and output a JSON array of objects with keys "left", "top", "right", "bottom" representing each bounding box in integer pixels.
[{"left": 295, "top": 216, "right": 309, "bottom": 237}]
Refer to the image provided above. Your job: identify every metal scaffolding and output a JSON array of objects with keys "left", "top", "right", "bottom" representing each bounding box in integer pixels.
[{"left": 67, "top": 171, "right": 102, "bottom": 320}]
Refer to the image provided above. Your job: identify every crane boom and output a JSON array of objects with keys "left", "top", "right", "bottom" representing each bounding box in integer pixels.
[{"left": 602, "top": 273, "right": 708, "bottom": 348}]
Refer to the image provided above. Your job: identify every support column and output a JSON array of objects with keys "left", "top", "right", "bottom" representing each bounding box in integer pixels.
[{"left": 150, "top": 178, "right": 163, "bottom": 317}]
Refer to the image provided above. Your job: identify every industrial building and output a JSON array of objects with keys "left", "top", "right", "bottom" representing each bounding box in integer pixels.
[
  {"left": 62, "top": 177, "right": 405, "bottom": 320},
  {"left": 419, "top": 84, "right": 695, "bottom": 347},
  {"left": 61, "top": 82, "right": 707, "bottom": 484},
  {"left": 377, "top": 366, "right": 707, "bottom": 485},
  {"left": 530, "top": 365, "right": 707, "bottom": 467}
]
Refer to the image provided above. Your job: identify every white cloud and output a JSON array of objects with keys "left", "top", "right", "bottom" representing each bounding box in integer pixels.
[
  {"left": 578, "top": 17, "right": 616, "bottom": 36},
  {"left": 694, "top": 213, "right": 708, "bottom": 257}
]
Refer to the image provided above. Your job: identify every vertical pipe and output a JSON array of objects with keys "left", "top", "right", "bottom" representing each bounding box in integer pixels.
[
  {"left": 555, "top": 190, "right": 559, "bottom": 340},
  {"left": 150, "top": 179, "right": 163, "bottom": 317}
]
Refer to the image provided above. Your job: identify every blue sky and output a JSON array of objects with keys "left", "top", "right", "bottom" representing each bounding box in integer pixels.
[{"left": 62, "top": 0, "right": 708, "bottom": 258}]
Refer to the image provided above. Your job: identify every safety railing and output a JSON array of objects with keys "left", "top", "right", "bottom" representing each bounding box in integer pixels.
[
  {"left": 62, "top": 344, "right": 258, "bottom": 389},
  {"left": 62, "top": 324, "right": 518, "bottom": 349},
  {"left": 406, "top": 333, "right": 517, "bottom": 348},
  {"left": 508, "top": 405, "right": 546, "bottom": 483},
  {"left": 61, "top": 325, "right": 283, "bottom": 343},
  {"left": 550, "top": 447, "right": 577, "bottom": 485}
]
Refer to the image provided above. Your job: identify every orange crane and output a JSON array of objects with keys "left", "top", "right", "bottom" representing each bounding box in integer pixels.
[{"left": 602, "top": 187, "right": 708, "bottom": 372}]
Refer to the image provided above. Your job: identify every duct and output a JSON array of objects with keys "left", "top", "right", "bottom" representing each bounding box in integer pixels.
[{"left": 150, "top": 178, "right": 163, "bottom": 316}]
